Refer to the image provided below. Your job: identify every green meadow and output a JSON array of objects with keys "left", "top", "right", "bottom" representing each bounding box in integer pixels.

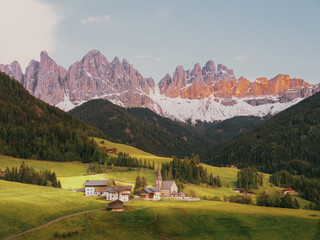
[
  {"left": 104, "top": 170, "right": 156, "bottom": 185},
  {"left": 0, "top": 180, "right": 107, "bottom": 239},
  {"left": 94, "top": 137, "right": 172, "bottom": 166},
  {"left": 13, "top": 199, "right": 320, "bottom": 240},
  {"left": 0, "top": 155, "right": 88, "bottom": 177}
]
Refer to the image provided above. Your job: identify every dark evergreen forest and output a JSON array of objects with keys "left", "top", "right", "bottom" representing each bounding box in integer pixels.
[
  {"left": 204, "top": 91, "right": 320, "bottom": 178},
  {"left": 0, "top": 72, "right": 104, "bottom": 163}
]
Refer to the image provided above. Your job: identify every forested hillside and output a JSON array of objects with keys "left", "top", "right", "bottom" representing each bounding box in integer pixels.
[
  {"left": 0, "top": 72, "right": 104, "bottom": 162},
  {"left": 204, "top": 92, "right": 320, "bottom": 178},
  {"left": 70, "top": 99, "right": 264, "bottom": 157}
]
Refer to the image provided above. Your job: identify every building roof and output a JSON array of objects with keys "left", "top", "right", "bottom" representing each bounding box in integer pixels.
[
  {"left": 141, "top": 188, "right": 161, "bottom": 194},
  {"left": 106, "top": 186, "right": 132, "bottom": 193},
  {"left": 162, "top": 181, "right": 175, "bottom": 190},
  {"left": 179, "top": 192, "right": 185, "bottom": 195},
  {"left": 83, "top": 180, "right": 108, "bottom": 187},
  {"left": 108, "top": 200, "right": 123, "bottom": 209}
]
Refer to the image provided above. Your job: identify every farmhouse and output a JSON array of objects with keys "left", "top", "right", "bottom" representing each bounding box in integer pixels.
[
  {"left": 282, "top": 188, "right": 295, "bottom": 195},
  {"left": 107, "top": 200, "right": 124, "bottom": 212},
  {"left": 106, "top": 186, "right": 132, "bottom": 202},
  {"left": 97, "top": 146, "right": 118, "bottom": 154},
  {"left": 156, "top": 166, "right": 179, "bottom": 197},
  {"left": 225, "top": 165, "right": 237, "bottom": 169},
  {"left": 83, "top": 180, "right": 108, "bottom": 196},
  {"left": 140, "top": 188, "right": 161, "bottom": 201}
]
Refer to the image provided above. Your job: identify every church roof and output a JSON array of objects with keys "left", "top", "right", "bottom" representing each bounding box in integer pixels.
[{"left": 161, "top": 181, "right": 175, "bottom": 190}]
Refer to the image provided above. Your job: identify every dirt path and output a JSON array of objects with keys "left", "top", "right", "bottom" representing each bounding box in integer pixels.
[{"left": 4, "top": 208, "right": 105, "bottom": 240}]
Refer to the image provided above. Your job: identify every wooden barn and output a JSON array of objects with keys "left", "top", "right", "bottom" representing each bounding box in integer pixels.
[
  {"left": 107, "top": 200, "right": 124, "bottom": 212},
  {"left": 97, "top": 146, "right": 118, "bottom": 154},
  {"left": 282, "top": 188, "right": 295, "bottom": 195}
]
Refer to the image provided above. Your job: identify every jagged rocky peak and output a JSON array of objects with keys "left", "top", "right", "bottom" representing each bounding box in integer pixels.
[
  {"left": 0, "top": 60, "right": 24, "bottom": 84},
  {"left": 191, "top": 63, "right": 202, "bottom": 77},
  {"left": 81, "top": 49, "right": 110, "bottom": 71},
  {"left": 202, "top": 60, "right": 216, "bottom": 76},
  {"left": 216, "top": 64, "right": 235, "bottom": 81}
]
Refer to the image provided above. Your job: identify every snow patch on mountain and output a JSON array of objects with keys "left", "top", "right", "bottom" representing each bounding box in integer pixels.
[{"left": 150, "top": 88, "right": 304, "bottom": 123}]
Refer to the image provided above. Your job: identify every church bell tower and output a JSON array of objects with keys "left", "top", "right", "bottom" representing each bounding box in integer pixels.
[{"left": 156, "top": 165, "right": 162, "bottom": 189}]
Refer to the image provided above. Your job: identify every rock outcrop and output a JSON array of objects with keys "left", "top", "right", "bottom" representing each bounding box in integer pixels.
[{"left": 0, "top": 51, "right": 319, "bottom": 122}]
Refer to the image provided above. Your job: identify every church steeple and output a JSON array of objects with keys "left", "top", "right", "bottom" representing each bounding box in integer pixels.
[{"left": 156, "top": 165, "right": 162, "bottom": 189}]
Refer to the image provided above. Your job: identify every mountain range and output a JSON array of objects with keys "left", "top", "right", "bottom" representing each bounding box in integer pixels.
[{"left": 1, "top": 50, "right": 319, "bottom": 122}]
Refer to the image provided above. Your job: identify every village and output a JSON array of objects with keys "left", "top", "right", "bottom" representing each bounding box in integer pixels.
[{"left": 83, "top": 166, "right": 198, "bottom": 211}]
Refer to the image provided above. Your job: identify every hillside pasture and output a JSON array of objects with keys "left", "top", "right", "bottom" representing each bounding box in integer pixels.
[
  {"left": 0, "top": 155, "right": 88, "bottom": 177},
  {"left": 14, "top": 199, "right": 320, "bottom": 240},
  {"left": 94, "top": 137, "right": 172, "bottom": 166},
  {"left": 0, "top": 180, "right": 107, "bottom": 239}
]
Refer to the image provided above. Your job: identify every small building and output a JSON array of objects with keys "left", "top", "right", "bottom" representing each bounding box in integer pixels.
[
  {"left": 83, "top": 180, "right": 108, "bottom": 196},
  {"left": 225, "top": 165, "right": 237, "bottom": 169},
  {"left": 107, "top": 200, "right": 124, "bottom": 212},
  {"left": 282, "top": 188, "right": 295, "bottom": 195},
  {"left": 97, "top": 146, "right": 118, "bottom": 154},
  {"left": 178, "top": 192, "right": 185, "bottom": 198},
  {"left": 232, "top": 188, "right": 246, "bottom": 194},
  {"left": 140, "top": 188, "right": 161, "bottom": 201},
  {"left": 106, "top": 186, "right": 132, "bottom": 202}
]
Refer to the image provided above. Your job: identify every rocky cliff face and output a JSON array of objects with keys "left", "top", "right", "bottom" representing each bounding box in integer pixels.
[
  {"left": 158, "top": 61, "right": 312, "bottom": 103},
  {"left": 1, "top": 51, "right": 319, "bottom": 122}
]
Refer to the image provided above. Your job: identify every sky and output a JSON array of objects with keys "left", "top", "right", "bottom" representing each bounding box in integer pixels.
[{"left": 0, "top": 0, "right": 319, "bottom": 84}]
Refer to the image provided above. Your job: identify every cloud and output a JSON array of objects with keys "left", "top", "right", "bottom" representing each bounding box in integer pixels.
[
  {"left": 0, "top": 0, "right": 62, "bottom": 69},
  {"left": 155, "top": 58, "right": 161, "bottom": 62},
  {"left": 81, "top": 15, "right": 111, "bottom": 24},
  {"left": 235, "top": 55, "right": 247, "bottom": 63}
]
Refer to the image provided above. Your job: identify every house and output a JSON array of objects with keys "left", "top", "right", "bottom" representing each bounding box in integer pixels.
[
  {"left": 232, "top": 188, "right": 246, "bottom": 194},
  {"left": 83, "top": 180, "right": 108, "bottom": 196},
  {"left": 106, "top": 186, "right": 132, "bottom": 202},
  {"left": 225, "top": 165, "right": 237, "bottom": 169},
  {"left": 178, "top": 192, "right": 185, "bottom": 198},
  {"left": 156, "top": 166, "right": 179, "bottom": 197},
  {"left": 140, "top": 188, "right": 161, "bottom": 201},
  {"left": 107, "top": 200, "right": 124, "bottom": 212},
  {"left": 282, "top": 188, "right": 295, "bottom": 195},
  {"left": 97, "top": 146, "right": 118, "bottom": 154},
  {"left": 0, "top": 170, "right": 5, "bottom": 176}
]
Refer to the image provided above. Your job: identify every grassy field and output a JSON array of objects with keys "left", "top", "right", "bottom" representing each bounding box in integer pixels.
[
  {"left": 14, "top": 199, "right": 320, "bottom": 240},
  {"left": 94, "top": 137, "right": 172, "bottom": 166},
  {"left": 184, "top": 184, "right": 237, "bottom": 199},
  {"left": 201, "top": 164, "right": 239, "bottom": 188},
  {"left": 104, "top": 170, "right": 156, "bottom": 185},
  {"left": 0, "top": 155, "right": 88, "bottom": 177},
  {"left": 0, "top": 180, "right": 107, "bottom": 239}
]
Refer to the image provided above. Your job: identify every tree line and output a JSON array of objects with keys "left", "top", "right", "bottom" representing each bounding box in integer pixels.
[
  {"left": 237, "top": 167, "right": 263, "bottom": 190},
  {"left": 257, "top": 191, "right": 300, "bottom": 209},
  {"left": 161, "top": 154, "right": 221, "bottom": 186},
  {"left": 4, "top": 162, "right": 61, "bottom": 188},
  {"left": 270, "top": 170, "right": 320, "bottom": 205}
]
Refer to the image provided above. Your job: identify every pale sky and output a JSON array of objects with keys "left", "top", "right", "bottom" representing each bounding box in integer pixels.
[{"left": 0, "top": 0, "right": 319, "bottom": 84}]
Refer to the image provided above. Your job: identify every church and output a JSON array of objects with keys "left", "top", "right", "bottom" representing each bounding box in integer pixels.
[{"left": 156, "top": 165, "right": 179, "bottom": 197}]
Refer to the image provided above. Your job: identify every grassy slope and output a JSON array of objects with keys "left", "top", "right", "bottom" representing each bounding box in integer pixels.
[
  {"left": 104, "top": 170, "right": 156, "bottom": 185},
  {"left": 0, "top": 180, "right": 107, "bottom": 239},
  {"left": 16, "top": 200, "right": 320, "bottom": 240},
  {"left": 94, "top": 137, "right": 172, "bottom": 165},
  {"left": 0, "top": 155, "right": 88, "bottom": 177}
]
